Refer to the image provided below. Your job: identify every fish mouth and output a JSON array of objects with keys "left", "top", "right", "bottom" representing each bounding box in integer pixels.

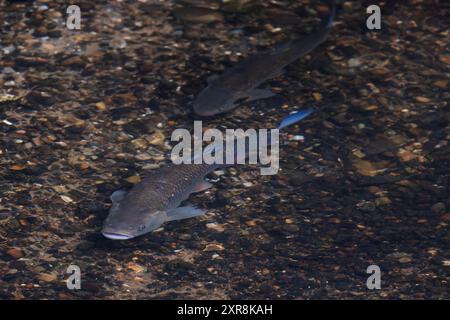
[{"left": 102, "top": 231, "right": 134, "bottom": 240}]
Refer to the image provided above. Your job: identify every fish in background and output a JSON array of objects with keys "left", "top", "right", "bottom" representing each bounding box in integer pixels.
[
  {"left": 193, "top": 0, "right": 335, "bottom": 116},
  {"left": 102, "top": 109, "right": 314, "bottom": 240}
]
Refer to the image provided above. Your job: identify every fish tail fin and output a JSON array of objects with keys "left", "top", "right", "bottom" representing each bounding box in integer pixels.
[
  {"left": 277, "top": 108, "right": 314, "bottom": 130},
  {"left": 283, "top": 0, "right": 336, "bottom": 58},
  {"left": 320, "top": 0, "right": 336, "bottom": 30},
  {"left": 310, "top": 0, "right": 336, "bottom": 37}
]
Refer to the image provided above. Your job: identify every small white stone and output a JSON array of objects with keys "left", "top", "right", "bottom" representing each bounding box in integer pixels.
[
  {"left": 60, "top": 195, "right": 73, "bottom": 203},
  {"left": 2, "top": 45, "right": 15, "bottom": 55},
  {"left": 291, "top": 135, "right": 304, "bottom": 141},
  {"left": 2, "top": 67, "right": 15, "bottom": 74},
  {"left": 348, "top": 57, "right": 362, "bottom": 67}
]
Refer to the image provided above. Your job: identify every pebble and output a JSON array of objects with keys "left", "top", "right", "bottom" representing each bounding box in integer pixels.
[
  {"left": 2, "top": 45, "right": 15, "bottom": 55},
  {"left": 375, "top": 196, "right": 391, "bottom": 206},
  {"left": 438, "top": 55, "right": 450, "bottom": 65},
  {"left": 38, "top": 273, "right": 57, "bottom": 282},
  {"left": 433, "top": 80, "right": 448, "bottom": 89},
  {"left": 213, "top": 170, "right": 225, "bottom": 176},
  {"left": 356, "top": 200, "right": 376, "bottom": 212},
  {"left": 415, "top": 96, "right": 431, "bottom": 103},
  {"left": 2, "top": 67, "right": 15, "bottom": 73},
  {"left": 312, "top": 92, "right": 322, "bottom": 101},
  {"left": 352, "top": 159, "right": 379, "bottom": 177},
  {"left": 147, "top": 131, "right": 165, "bottom": 146},
  {"left": 10, "top": 164, "right": 26, "bottom": 171},
  {"left": 399, "top": 256, "right": 412, "bottom": 264},
  {"left": 7, "top": 248, "right": 24, "bottom": 259},
  {"left": 126, "top": 262, "right": 146, "bottom": 273},
  {"left": 79, "top": 162, "right": 90, "bottom": 170},
  {"left": 328, "top": 217, "right": 341, "bottom": 224},
  {"left": 388, "top": 252, "right": 413, "bottom": 264},
  {"left": 135, "top": 153, "right": 152, "bottom": 161},
  {"left": 95, "top": 101, "right": 107, "bottom": 111},
  {"left": 126, "top": 175, "right": 141, "bottom": 184},
  {"left": 348, "top": 57, "right": 362, "bottom": 67},
  {"left": 52, "top": 185, "right": 68, "bottom": 193},
  {"left": 131, "top": 137, "right": 149, "bottom": 149},
  {"left": 398, "top": 148, "right": 416, "bottom": 162},
  {"left": 431, "top": 202, "right": 446, "bottom": 214},
  {"left": 221, "top": 0, "right": 259, "bottom": 13},
  {"left": 204, "top": 243, "right": 225, "bottom": 251},
  {"left": 245, "top": 220, "right": 257, "bottom": 227},
  {"left": 400, "top": 267, "right": 414, "bottom": 275},
  {"left": 206, "top": 223, "right": 225, "bottom": 232},
  {"left": 290, "top": 135, "right": 304, "bottom": 141},
  {"left": 109, "top": 38, "right": 127, "bottom": 49},
  {"left": 178, "top": 233, "right": 192, "bottom": 240},
  {"left": 60, "top": 195, "right": 73, "bottom": 203},
  {"left": 174, "top": 7, "right": 224, "bottom": 23},
  {"left": 62, "top": 56, "right": 85, "bottom": 67}
]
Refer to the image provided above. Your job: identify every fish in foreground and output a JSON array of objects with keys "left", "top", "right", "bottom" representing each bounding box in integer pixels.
[
  {"left": 193, "top": 1, "right": 335, "bottom": 116},
  {"left": 102, "top": 109, "right": 314, "bottom": 240}
]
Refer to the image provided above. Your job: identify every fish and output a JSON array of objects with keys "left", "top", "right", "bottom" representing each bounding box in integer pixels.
[
  {"left": 101, "top": 109, "right": 314, "bottom": 240},
  {"left": 192, "top": 1, "right": 335, "bottom": 116},
  {"left": 278, "top": 108, "right": 314, "bottom": 129}
]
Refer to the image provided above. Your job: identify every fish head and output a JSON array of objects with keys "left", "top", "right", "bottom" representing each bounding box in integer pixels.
[
  {"left": 193, "top": 85, "right": 236, "bottom": 116},
  {"left": 101, "top": 191, "right": 166, "bottom": 240}
]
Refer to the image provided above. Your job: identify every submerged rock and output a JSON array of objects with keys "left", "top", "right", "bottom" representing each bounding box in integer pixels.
[{"left": 174, "top": 7, "right": 224, "bottom": 24}]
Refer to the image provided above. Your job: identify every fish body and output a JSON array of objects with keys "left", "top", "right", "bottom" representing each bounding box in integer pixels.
[
  {"left": 102, "top": 163, "right": 216, "bottom": 240},
  {"left": 193, "top": 1, "right": 335, "bottom": 116},
  {"left": 102, "top": 109, "right": 314, "bottom": 240}
]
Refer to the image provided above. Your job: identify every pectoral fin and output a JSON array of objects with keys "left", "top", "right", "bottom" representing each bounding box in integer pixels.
[
  {"left": 166, "top": 205, "right": 206, "bottom": 222},
  {"left": 193, "top": 181, "right": 213, "bottom": 193},
  {"left": 245, "top": 88, "right": 276, "bottom": 102},
  {"left": 110, "top": 190, "right": 127, "bottom": 203}
]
